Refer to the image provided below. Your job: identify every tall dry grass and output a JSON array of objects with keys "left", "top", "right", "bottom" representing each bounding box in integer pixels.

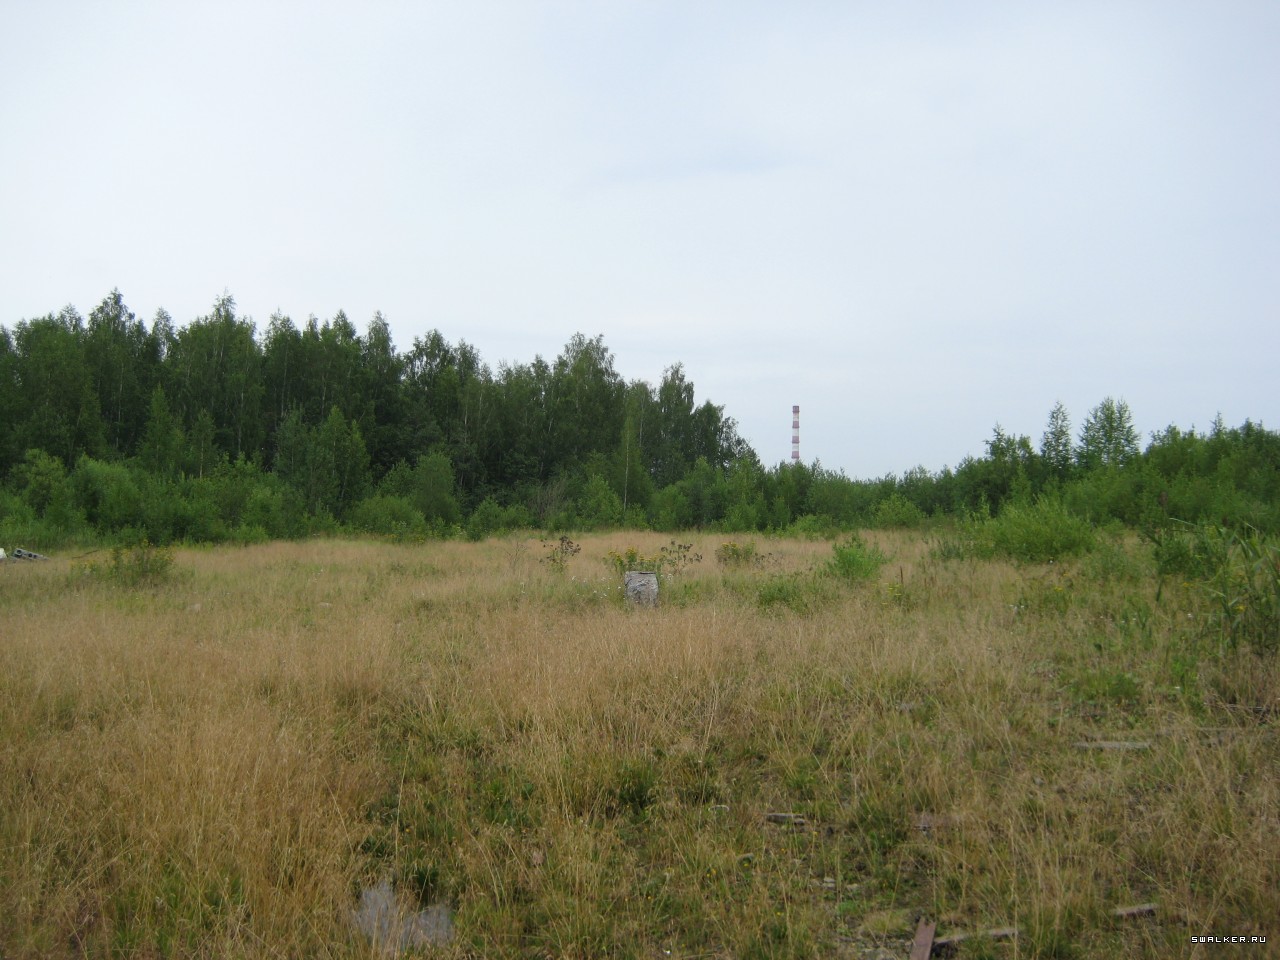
[{"left": 1, "top": 532, "right": 1275, "bottom": 958}]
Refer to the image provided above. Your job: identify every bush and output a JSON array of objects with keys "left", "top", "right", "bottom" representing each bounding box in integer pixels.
[
  {"left": 1188, "top": 524, "right": 1280, "bottom": 654},
  {"left": 787, "top": 514, "right": 840, "bottom": 540},
  {"left": 80, "top": 541, "right": 176, "bottom": 589},
  {"left": 349, "top": 494, "right": 428, "bottom": 541},
  {"left": 467, "top": 498, "right": 531, "bottom": 541},
  {"left": 937, "top": 497, "right": 1095, "bottom": 563},
  {"left": 714, "top": 540, "right": 768, "bottom": 568},
  {"left": 871, "top": 492, "right": 925, "bottom": 529},
  {"left": 577, "top": 475, "right": 623, "bottom": 531},
  {"left": 827, "top": 534, "right": 888, "bottom": 582},
  {"left": 70, "top": 456, "right": 144, "bottom": 533},
  {"left": 756, "top": 572, "right": 835, "bottom": 614}
]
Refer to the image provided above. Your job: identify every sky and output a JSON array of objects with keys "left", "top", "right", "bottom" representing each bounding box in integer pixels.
[{"left": 2, "top": 1, "right": 1277, "bottom": 478}]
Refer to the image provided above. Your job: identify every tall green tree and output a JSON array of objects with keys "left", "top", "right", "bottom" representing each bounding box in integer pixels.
[
  {"left": 139, "top": 385, "right": 185, "bottom": 478},
  {"left": 1078, "top": 397, "right": 1139, "bottom": 470},
  {"left": 1040, "top": 400, "right": 1073, "bottom": 480},
  {"left": 359, "top": 311, "right": 407, "bottom": 474},
  {"left": 10, "top": 307, "right": 104, "bottom": 465},
  {"left": 549, "top": 334, "right": 624, "bottom": 468},
  {"left": 85, "top": 289, "right": 159, "bottom": 456},
  {"left": 166, "top": 295, "right": 264, "bottom": 460}
]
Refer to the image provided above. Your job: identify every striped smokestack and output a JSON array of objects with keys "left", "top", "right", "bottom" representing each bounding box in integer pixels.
[{"left": 791, "top": 405, "right": 800, "bottom": 462}]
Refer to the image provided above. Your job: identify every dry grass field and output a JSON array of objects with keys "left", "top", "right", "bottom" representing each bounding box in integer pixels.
[{"left": 1, "top": 531, "right": 1276, "bottom": 958}]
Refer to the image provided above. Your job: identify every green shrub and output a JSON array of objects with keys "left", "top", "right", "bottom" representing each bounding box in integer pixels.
[
  {"left": 1150, "top": 521, "right": 1220, "bottom": 579},
  {"left": 349, "top": 494, "right": 428, "bottom": 541},
  {"left": 714, "top": 539, "right": 768, "bottom": 568},
  {"left": 827, "top": 534, "right": 888, "bottom": 582},
  {"left": 467, "top": 497, "right": 531, "bottom": 541},
  {"left": 787, "top": 514, "right": 839, "bottom": 540},
  {"left": 756, "top": 573, "right": 834, "bottom": 614},
  {"left": 577, "top": 474, "right": 623, "bottom": 531},
  {"left": 937, "top": 497, "right": 1094, "bottom": 563},
  {"left": 871, "top": 492, "right": 925, "bottom": 529},
  {"left": 1196, "top": 525, "right": 1280, "bottom": 654},
  {"left": 81, "top": 541, "right": 176, "bottom": 588}
]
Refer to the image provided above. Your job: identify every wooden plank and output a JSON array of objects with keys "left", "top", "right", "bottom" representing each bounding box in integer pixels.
[
  {"left": 1112, "top": 902, "right": 1157, "bottom": 919},
  {"left": 763, "top": 812, "right": 807, "bottom": 826},
  {"left": 909, "top": 918, "right": 936, "bottom": 960},
  {"left": 1073, "top": 740, "right": 1152, "bottom": 750},
  {"left": 935, "top": 925, "right": 1018, "bottom": 948},
  {"left": 934, "top": 903, "right": 1155, "bottom": 949}
]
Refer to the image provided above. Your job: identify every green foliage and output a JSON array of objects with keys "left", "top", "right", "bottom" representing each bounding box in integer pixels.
[
  {"left": 871, "top": 492, "right": 925, "bottom": 529},
  {"left": 1191, "top": 525, "right": 1280, "bottom": 654},
  {"left": 379, "top": 453, "right": 461, "bottom": 526},
  {"left": 648, "top": 484, "right": 691, "bottom": 532},
  {"left": 1040, "top": 400, "right": 1074, "bottom": 479},
  {"left": 827, "top": 534, "right": 888, "bottom": 581},
  {"left": 577, "top": 473, "right": 623, "bottom": 530},
  {"left": 467, "top": 497, "right": 530, "bottom": 541},
  {"left": 1078, "top": 396, "right": 1139, "bottom": 470},
  {"left": 1150, "top": 522, "right": 1218, "bottom": 579},
  {"left": 939, "top": 497, "right": 1095, "bottom": 563},
  {"left": 786, "top": 514, "right": 840, "bottom": 540},
  {"left": 349, "top": 494, "right": 429, "bottom": 541},
  {"left": 4, "top": 290, "right": 1279, "bottom": 550},
  {"left": 12, "top": 449, "right": 70, "bottom": 515},
  {"left": 70, "top": 456, "right": 144, "bottom": 532}
]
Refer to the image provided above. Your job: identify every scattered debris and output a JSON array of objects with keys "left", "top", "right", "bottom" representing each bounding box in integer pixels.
[
  {"left": 1111, "top": 902, "right": 1158, "bottom": 920},
  {"left": 927, "top": 904, "right": 1156, "bottom": 955},
  {"left": 351, "top": 879, "right": 452, "bottom": 955},
  {"left": 1073, "top": 740, "right": 1152, "bottom": 751},
  {"left": 8, "top": 548, "right": 50, "bottom": 561},
  {"left": 933, "top": 924, "right": 1019, "bottom": 950},
  {"left": 764, "top": 812, "right": 807, "bottom": 826},
  {"left": 913, "top": 812, "right": 957, "bottom": 835}
]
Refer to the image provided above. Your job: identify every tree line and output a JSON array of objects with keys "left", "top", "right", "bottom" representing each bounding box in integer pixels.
[{"left": 2, "top": 290, "right": 1277, "bottom": 546}]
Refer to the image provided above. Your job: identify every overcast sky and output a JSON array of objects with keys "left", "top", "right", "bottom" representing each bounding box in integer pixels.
[{"left": 2, "top": 1, "right": 1276, "bottom": 477}]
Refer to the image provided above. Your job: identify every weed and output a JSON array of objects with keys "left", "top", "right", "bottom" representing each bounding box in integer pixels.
[
  {"left": 604, "top": 540, "right": 702, "bottom": 582},
  {"left": 541, "top": 535, "right": 581, "bottom": 574},
  {"left": 78, "top": 540, "right": 176, "bottom": 588},
  {"left": 1155, "top": 523, "right": 1280, "bottom": 654},
  {"left": 1198, "top": 525, "right": 1280, "bottom": 654},
  {"left": 714, "top": 539, "right": 769, "bottom": 568}
]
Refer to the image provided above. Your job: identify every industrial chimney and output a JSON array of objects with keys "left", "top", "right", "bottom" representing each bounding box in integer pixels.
[{"left": 791, "top": 405, "right": 800, "bottom": 463}]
